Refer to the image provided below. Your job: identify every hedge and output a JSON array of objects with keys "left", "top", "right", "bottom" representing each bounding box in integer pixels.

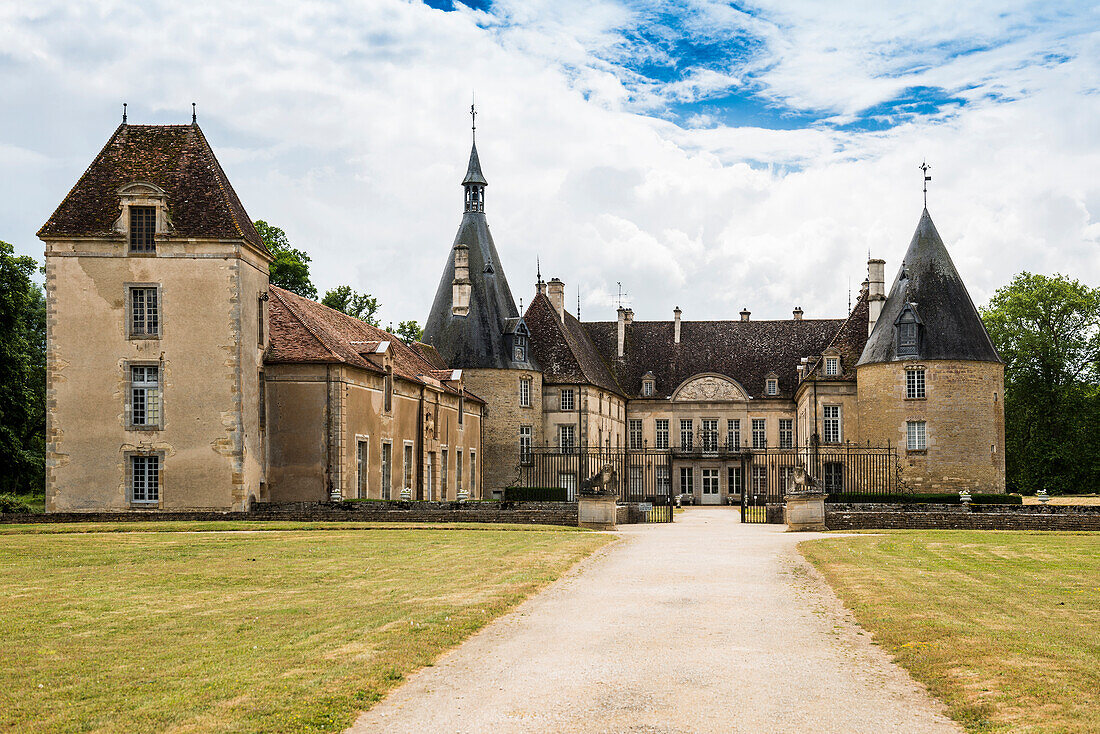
[
  {"left": 0, "top": 494, "right": 35, "bottom": 514},
  {"left": 502, "top": 486, "right": 571, "bottom": 502},
  {"left": 826, "top": 492, "right": 1022, "bottom": 505}
]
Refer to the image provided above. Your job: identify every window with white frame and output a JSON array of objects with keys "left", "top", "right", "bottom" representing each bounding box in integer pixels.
[
  {"left": 558, "top": 472, "right": 577, "bottom": 500},
  {"left": 656, "top": 466, "right": 671, "bottom": 495},
  {"left": 823, "top": 405, "right": 841, "bottom": 443},
  {"left": 519, "top": 377, "right": 531, "bottom": 407},
  {"left": 779, "top": 418, "right": 793, "bottom": 449},
  {"left": 655, "top": 419, "right": 669, "bottom": 449},
  {"left": 779, "top": 466, "right": 795, "bottom": 492},
  {"left": 403, "top": 443, "right": 414, "bottom": 492},
  {"left": 727, "top": 466, "right": 742, "bottom": 496},
  {"left": 560, "top": 388, "right": 575, "bottom": 411},
  {"left": 129, "top": 454, "right": 160, "bottom": 503},
  {"left": 441, "top": 447, "right": 448, "bottom": 499},
  {"left": 630, "top": 466, "right": 643, "bottom": 493},
  {"left": 679, "top": 419, "right": 693, "bottom": 449},
  {"left": 628, "top": 419, "right": 642, "bottom": 449},
  {"left": 906, "top": 367, "right": 926, "bottom": 399},
  {"left": 751, "top": 465, "right": 767, "bottom": 494},
  {"left": 907, "top": 420, "right": 927, "bottom": 450},
  {"left": 727, "top": 419, "right": 741, "bottom": 449},
  {"left": 825, "top": 356, "right": 839, "bottom": 376},
  {"left": 679, "top": 467, "right": 694, "bottom": 495},
  {"left": 751, "top": 418, "right": 766, "bottom": 449},
  {"left": 381, "top": 442, "right": 392, "bottom": 499},
  {"left": 766, "top": 378, "right": 778, "bottom": 396},
  {"left": 519, "top": 425, "right": 532, "bottom": 464},
  {"left": 470, "top": 451, "right": 476, "bottom": 495},
  {"left": 129, "top": 365, "right": 161, "bottom": 428},
  {"left": 642, "top": 380, "right": 654, "bottom": 397},
  {"left": 701, "top": 419, "right": 718, "bottom": 452},
  {"left": 456, "top": 450, "right": 463, "bottom": 492},
  {"left": 129, "top": 286, "right": 160, "bottom": 338},
  {"left": 559, "top": 424, "right": 576, "bottom": 453},
  {"left": 129, "top": 206, "right": 157, "bottom": 253},
  {"left": 356, "top": 439, "right": 369, "bottom": 498}
]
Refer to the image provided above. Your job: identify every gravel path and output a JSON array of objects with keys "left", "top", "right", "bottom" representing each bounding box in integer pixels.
[{"left": 348, "top": 508, "right": 961, "bottom": 733}]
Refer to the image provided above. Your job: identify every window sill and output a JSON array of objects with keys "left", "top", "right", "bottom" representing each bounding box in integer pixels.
[
  {"left": 126, "top": 425, "right": 163, "bottom": 432},
  {"left": 129, "top": 502, "right": 160, "bottom": 508},
  {"left": 127, "top": 251, "right": 159, "bottom": 257},
  {"left": 906, "top": 449, "right": 927, "bottom": 455},
  {"left": 904, "top": 397, "right": 926, "bottom": 401}
]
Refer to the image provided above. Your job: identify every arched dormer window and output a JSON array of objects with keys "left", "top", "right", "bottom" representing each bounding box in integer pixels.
[
  {"left": 115, "top": 182, "right": 170, "bottom": 254},
  {"left": 896, "top": 304, "right": 921, "bottom": 357}
]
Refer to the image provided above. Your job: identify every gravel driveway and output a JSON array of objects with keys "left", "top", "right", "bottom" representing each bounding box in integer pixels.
[{"left": 348, "top": 508, "right": 961, "bottom": 733}]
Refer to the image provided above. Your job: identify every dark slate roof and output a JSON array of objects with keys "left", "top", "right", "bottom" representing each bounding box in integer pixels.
[
  {"left": 805, "top": 292, "right": 870, "bottom": 381},
  {"left": 266, "top": 287, "right": 480, "bottom": 402},
  {"left": 38, "top": 124, "right": 267, "bottom": 254},
  {"left": 524, "top": 293, "right": 623, "bottom": 395},
  {"left": 858, "top": 209, "right": 1001, "bottom": 365},
  {"left": 583, "top": 316, "right": 845, "bottom": 400},
  {"left": 462, "top": 143, "right": 488, "bottom": 186}
]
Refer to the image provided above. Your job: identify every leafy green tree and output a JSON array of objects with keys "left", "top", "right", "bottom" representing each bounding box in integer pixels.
[
  {"left": 321, "top": 285, "right": 381, "bottom": 326},
  {"left": 981, "top": 272, "right": 1100, "bottom": 494},
  {"left": 0, "top": 241, "right": 46, "bottom": 496},
  {"left": 254, "top": 220, "right": 317, "bottom": 299},
  {"left": 395, "top": 320, "right": 423, "bottom": 344}
]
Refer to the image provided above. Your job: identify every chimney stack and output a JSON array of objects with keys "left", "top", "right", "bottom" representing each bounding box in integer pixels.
[
  {"left": 547, "top": 278, "right": 565, "bottom": 322},
  {"left": 793, "top": 306, "right": 803, "bottom": 321},
  {"left": 617, "top": 307, "right": 627, "bottom": 357},
  {"left": 451, "top": 243, "right": 471, "bottom": 317},
  {"left": 673, "top": 306, "right": 682, "bottom": 344},
  {"left": 740, "top": 308, "right": 751, "bottom": 322},
  {"left": 867, "top": 258, "right": 886, "bottom": 335}
]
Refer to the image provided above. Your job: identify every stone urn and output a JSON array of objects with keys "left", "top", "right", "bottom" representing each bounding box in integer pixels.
[
  {"left": 1036, "top": 488, "right": 1050, "bottom": 504},
  {"left": 401, "top": 486, "right": 412, "bottom": 501},
  {"left": 457, "top": 488, "right": 470, "bottom": 503}
]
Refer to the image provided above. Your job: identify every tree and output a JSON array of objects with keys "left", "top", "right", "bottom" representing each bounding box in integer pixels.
[
  {"left": 981, "top": 272, "right": 1100, "bottom": 494},
  {"left": 0, "top": 241, "right": 46, "bottom": 496},
  {"left": 255, "top": 220, "right": 317, "bottom": 299},
  {"left": 321, "top": 285, "right": 381, "bottom": 326},
  {"left": 395, "top": 320, "right": 423, "bottom": 344}
]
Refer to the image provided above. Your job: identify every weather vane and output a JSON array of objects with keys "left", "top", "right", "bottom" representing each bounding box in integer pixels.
[
  {"left": 470, "top": 101, "right": 476, "bottom": 143},
  {"left": 920, "top": 160, "right": 932, "bottom": 208}
]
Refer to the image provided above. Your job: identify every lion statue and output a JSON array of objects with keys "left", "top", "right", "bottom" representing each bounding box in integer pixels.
[{"left": 581, "top": 463, "right": 618, "bottom": 495}]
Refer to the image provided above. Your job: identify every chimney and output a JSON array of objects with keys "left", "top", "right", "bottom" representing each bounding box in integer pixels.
[
  {"left": 673, "top": 306, "right": 682, "bottom": 344},
  {"left": 536, "top": 280, "right": 547, "bottom": 296},
  {"left": 793, "top": 306, "right": 803, "bottom": 321},
  {"left": 617, "top": 307, "right": 627, "bottom": 357},
  {"left": 547, "top": 278, "right": 565, "bottom": 322},
  {"left": 740, "top": 308, "right": 751, "bottom": 322},
  {"left": 451, "top": 243, "right": 471, "bottom": 317},
  {"left": 867, "top": 258, "right": 886, "bottom": 335},
  {"left": 624, "top": 308, "right": 633, "bottom": 325}
]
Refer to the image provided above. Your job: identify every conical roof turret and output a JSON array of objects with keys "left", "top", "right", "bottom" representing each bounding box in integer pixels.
[
  {"left": 858, "top": 208, "right": 1000, "bottom": 365},
  {"left": 462, "top": 143, "right": 487, "bottom": 186}
]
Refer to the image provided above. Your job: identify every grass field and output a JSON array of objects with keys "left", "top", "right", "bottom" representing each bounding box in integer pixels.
[
  {"left": 801, "top": 531, "right": 1100, "bottom": 733},
  {"left": 0, "top": 522, "right": 612, "bottom": 733}
]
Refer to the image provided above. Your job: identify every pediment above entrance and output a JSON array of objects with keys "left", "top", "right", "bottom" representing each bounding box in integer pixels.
[{"left": 671, "top": 374, "right": 748, "bottom": 402}]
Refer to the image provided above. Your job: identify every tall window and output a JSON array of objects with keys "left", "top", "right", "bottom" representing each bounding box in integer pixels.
[
  {"left": 356, "top": 439, "right": 368, "bottom": 498},
  {"left": 130, "top": 454, "right": 160, "bottom": 503},
  {"left": 558, "top": 472, "right": 577, "bottom": 500},
  {"left": 679, "top": 467, "right": 694, "bottom": 495},
  {"left": 628, "top": 419, "right": 642, "bottom": 449},
  {"left": 825, "top": 356, "right": 839, "bottom": 376},
  {"left": 519, "top": 377, "right": 531, "bottom": 407},
  {"left": 519, "top": 425, "right": 532, "bottom": 464},
  {"left": 824, "top": 462, "right": 844, "bottom": 493},
  {"left": 642, "top": 380, "right": 654, "bottom": 397},
  {"left": 751, "top": 465, "right": 767, "bottom": 494},
  {"left": 381, "top": 443, "right": 392, "bottom": 500},
  {"left": 129, "top": 365, "right": 161, "bottom": 428},
  {"left": 679, "top": 419, "right": 693, "bottom": 449},
  {"left": 129, "top": 206, "right": 156, "bottom": 252},
  {"left": 559, "top": 424, "right": 576, "bottom": 453},
  {"left": 456, "top": 450, "right": 463, "bottom": 492},
  {"left": 470, "top": 451, "right": 476, "bottom": 496},
  {"left": 129, "top": 286, "right": 160, "bottom": 338},
  {"left": 458, "top": 396, "right": 464, "bottom": 426},
  {"left": 823, "top": 405, "right": 841, "bottom": 443},
  {"left": 655, "top": 419, "right": 669, "bottom": 449},
  {"left": 766, "top": 378, "right": 778, "bottom": 396},
  {"left": 257, "top": 296, "right": 265, "bottom": 346},
  {"left": 906, "top": 368, "right": 926, "bottom": 399},
  {"left": 751, "top": 418, "right": 766, "bottom": 449},
  {"left": 907, "top": 420, "right": 927, "bottom": 450},
  {"left": 656, "top": 467, "right": 670, "bottom": 495},
  {"left": 727, "top": 466, "right": 742, "bottom": 496},
  {"left": 629, "top": 466, "right": 643, "bottom": 494},
  {"left": 441, "top": 448, "right": 449, "bottom": 499},
  {"left": 778, "top": 419, "right": 793, "bottom": 449},
  {"left": 727, "top": 419, "right": 741, "bottom": 449},
  {"left": 403, "top": 443, "right": 414, "bottom": 492},
  {"left": 701, "top": 419, "right": 718, "bottom": 452},
  {"left": 779, "top": 466, "right": 795, "bottom": 491},
  {"left": 560, "top": 388, "right": 575, "bottom": 411},
  {"left": 384, "top": 368, "right": 393, "bottom": 413},
  {"left": 258, "top": 370, "right": 266, "bottom": 428}
]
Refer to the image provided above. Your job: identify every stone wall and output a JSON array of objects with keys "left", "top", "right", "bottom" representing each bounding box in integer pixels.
[
  {"left": 856, "top": 360, "right": 1005, "bottom": 493},
  {"left": 826, "top": 503, "right": 1100, "bottom": 531},
  {"left": 463, "top": 368, "right": 543, "bottom": 496}
]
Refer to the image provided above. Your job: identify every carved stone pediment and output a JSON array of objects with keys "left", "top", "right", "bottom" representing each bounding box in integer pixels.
[{"left": 673, "top": 374, "right": 747, "bottom": 402}]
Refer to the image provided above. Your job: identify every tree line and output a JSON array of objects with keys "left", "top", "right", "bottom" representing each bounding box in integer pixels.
[{"left": 0, "top": 233, "right": 1096, "bottom": 499}]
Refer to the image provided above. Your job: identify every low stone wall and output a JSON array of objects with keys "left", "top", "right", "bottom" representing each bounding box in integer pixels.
[
  {"left": 0, "top": 500, "right": 579, "bottom": 527},
  {"left": 826, "top": 502, "right": 1100, "bottom": 531}
]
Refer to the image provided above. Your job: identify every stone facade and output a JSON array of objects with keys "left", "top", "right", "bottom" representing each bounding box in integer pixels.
[
  {"left": 857, "top": 360, "right": 1005, "bottom": 493},
  {"left": 462, "top": 367, "right": 542, "bottom": 496}
]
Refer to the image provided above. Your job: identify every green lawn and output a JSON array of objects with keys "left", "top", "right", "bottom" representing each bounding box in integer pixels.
[
  {"left": 0, "top": 523, "right": 612, "bottom": 733},
  {"left": 801, "top": 531, "right": 1100, "bottom": 734}
]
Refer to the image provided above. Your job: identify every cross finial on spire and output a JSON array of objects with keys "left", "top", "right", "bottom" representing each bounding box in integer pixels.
[
  {"left": 122, "top": 102, "right": 127, "bottom": 123},
  {"left": 920, "top": 160, "right": 932, "bottom": 208}
]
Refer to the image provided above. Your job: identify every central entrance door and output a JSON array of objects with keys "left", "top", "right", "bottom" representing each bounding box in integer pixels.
[{"left": 701, "top": 468, "right": 720, "bottom": 505}]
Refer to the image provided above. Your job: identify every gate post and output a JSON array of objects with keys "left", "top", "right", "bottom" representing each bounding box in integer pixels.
[
  {"left": 578, "top": 494, "right": 617, "bottom": 530},
  {"left": 784, "top": 465, "right": 827, "bottom": 531}
]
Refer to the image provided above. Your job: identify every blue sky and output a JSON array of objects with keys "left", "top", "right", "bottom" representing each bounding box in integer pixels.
[{"left": 1, "top": 0, "right": 1098, "bottom": 323}]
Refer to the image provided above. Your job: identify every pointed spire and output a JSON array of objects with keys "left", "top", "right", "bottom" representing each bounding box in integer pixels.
[{"left": 463, "top": 142, "right": 487, "bottom": 186}]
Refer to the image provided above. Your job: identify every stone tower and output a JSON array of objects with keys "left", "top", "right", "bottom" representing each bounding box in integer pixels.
[
  {"left": 856, "top": 208, "right": 1005, "bottom": 492},
  {"left": 422, "top": 113, "right": 541, "bottom": 494},
  {"left": 39, "top": 120, "right": 272, "bottom": 511}
]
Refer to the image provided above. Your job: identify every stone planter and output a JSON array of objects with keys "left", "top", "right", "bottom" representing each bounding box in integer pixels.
[{"left": 578, "top": 494, "right": 617, "bottom": 530}]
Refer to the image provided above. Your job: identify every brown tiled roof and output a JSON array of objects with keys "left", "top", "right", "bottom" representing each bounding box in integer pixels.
[
  {"left": 38, "top": 123, "right": 267, "bottom": 253},
  {"left": 410, "top": 342, "right": 448, "bottom": 370},
  {"left": 582, "top": 315, "right": 846, "bottom": 400},
  {"left": 804, "top": 292, "right": 870, "bottom": 381},
  {"left": 266, "top": 287, "right": 480, "bottom": 402},
  {"left": 525, "top": 293, "right": 623, "bottom": 395}
]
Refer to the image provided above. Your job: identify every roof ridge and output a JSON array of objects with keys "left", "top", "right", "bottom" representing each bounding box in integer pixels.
[
  {"left": 37, "top": 123, "right": 126, "bottom": 240},
  {"left": 269, "top": 287, "right": 345, "bottom": 363},
  {"left": 566, "top": 311, "right": 626, "bottom": 396}
]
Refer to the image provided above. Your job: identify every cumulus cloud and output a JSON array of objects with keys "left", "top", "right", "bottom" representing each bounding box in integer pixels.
[{"left": 0, "top": 0, "right": 1097, "bottom": 328}]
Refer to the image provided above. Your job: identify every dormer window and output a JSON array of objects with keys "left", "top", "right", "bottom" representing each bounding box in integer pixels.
[
  {"left": 896, "top": 305, "right": 921, "bottom": 357},
  {"left": 766, "top": 378, "right": 778, "bottom": 396},
  {"left": 825, "top": 356, "right": 839, "bottom": 376},
  {"left": 129, "top": 206, "right": 156, "bottom": 252},
  {"left": 513, "top": 333, "right": 527, "bottom": 363},
  {"left": 642, "top": 380, "right": 654, "bottom": 397}
]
